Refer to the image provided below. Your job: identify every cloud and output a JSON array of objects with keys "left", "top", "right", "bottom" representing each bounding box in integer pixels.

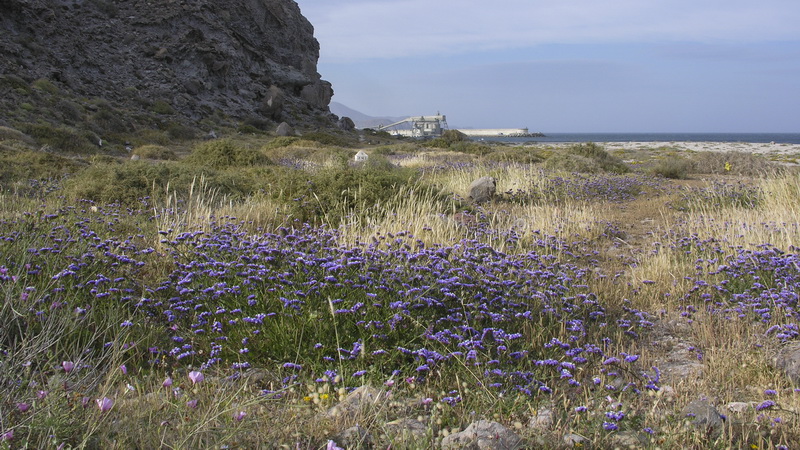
[{"left": 298, "top": 0, "right": 800, "bottom": 60}]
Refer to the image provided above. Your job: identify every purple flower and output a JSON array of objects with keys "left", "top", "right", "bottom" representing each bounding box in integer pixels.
[
  {"left": 326, "top": 440, "right": 344, "bottom": 450},
  {"left": 119, "top": 364, "right": 128, "bottom": 375},
  {"left": 575, "top": 406, "right": 587, "bottom": 413},
  {"left": 62, "top": 361, "right": 75, "bottom": 373},
  {"left": 764, "top": 389, "right": 777, "bottom": 396},
  {"left": 233, "top": 410, "right": 246, "bottom": 421},
  {"left": 162, "top": 377, "right": 173, "bottom": 387},
  {"left": 186, "top": 399, "right": 198, "bottom": 409},
  {"left": 188, "top": 371, "right": 204, "bottom": 384},
  {"left": 16, "top": 402, "right": 30, "bottom": 413},
  {"left": 603, "top": 422, "right": 619, "bottom": 431},
  {"left": 96, "top": 397, "right": 114, "bottom": 412},
  {"left": 36, "top": 390, "right": 48, "bottom": 400},
  {"left": 756, "top": 400, "right": 776, "bottom": 411},
  {"left": 1, "top": 429, "right": 13, "bottom": 441}
]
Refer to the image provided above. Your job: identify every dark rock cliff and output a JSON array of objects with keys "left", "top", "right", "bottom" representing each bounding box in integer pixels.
[{"left": 0, "top": 0, "right": 334, "bottom": 140}]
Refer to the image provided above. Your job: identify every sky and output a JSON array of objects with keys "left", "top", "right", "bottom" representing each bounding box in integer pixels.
[{"left": 295, "top": 0, "right": 800, "bottom": 132}]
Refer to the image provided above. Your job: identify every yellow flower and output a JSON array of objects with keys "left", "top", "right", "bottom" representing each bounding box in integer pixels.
[{"left": 725, "top": 162, "right": 732, "bottom": 171}]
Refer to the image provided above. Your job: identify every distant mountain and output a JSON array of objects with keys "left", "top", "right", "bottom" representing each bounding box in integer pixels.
[{"left": 330, "top": 102, "right": 408, "bottom": 129}]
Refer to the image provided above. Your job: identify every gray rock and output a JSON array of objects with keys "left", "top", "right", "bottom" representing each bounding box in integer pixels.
[
  {"left": 331, "top": 425, "right": 372, "bottom": 450},
  {"left": 384, "top": 417, "right": 430, "bottom": 441},
  {"left": 609, "top": 431, "right": 648, "bottom": 448},
  {"left": 528, "top": 407, "right": 554, "bottom": 431},
  {"left": 775, "top": 342, "right": 800, "bottom": 384},
  {"left": 338, "top": 116, "right": 356, "bottom": 132},
  {"left": 468, "top": 176, "right": 497, "bottom": 204},
  {"left": 0, "top": 0, "right": 336, "bottom": 133},
  {"left": 261, "top": 85, "right": 285, "bottom": 121},
  {"left": 562, "top": 433, "right": 589, "bottom": 447},
  {"left": 682, "top": 398, "right": 725, "bottom": 437},
  {"left": 276, "top": 122, "right": 295, "bottom": 137},
  {"left": 324, "top": 385, "right": 385, "bottom": 419},
  {"left": 441, "top": 420, "right": 522, "bottom": 450}
]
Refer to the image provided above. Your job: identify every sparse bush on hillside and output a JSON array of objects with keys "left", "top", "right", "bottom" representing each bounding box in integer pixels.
[
  {"left": 164, "top": 121, "right": 196, "bottom": 141},
  {"left": 186, "top": 139, "right": 271, "bottom": 169},
  {"left": 691, "top": 151, "right": 781, "bottom": 176},
  {"left": 133, "top": 145, "right": 177, "bottom": 160},
  {"left": 0, "top": 126, "right": 31, "bottom": 143},
  {"left": 650, "top": 156, "right": 692, "bottom": 179},
  {"left": 543, "top": 152, "right": 598, "bottom": 173},
  {"left": 16, "top": 122, "right": 97, "bottom": 153},
  {"left": 428, "top": 129, "right": 469, "bottom": 149},
  {"left": 568, "top": 142, "right": 629, "bottom": 173},
  {"left": 150, "top": 100, "right": 175, "bottom": 115},
  {"left": 0, "top": 149, "right": 80, "bottom": 188},
  {"left": 300, "top": 131, "right": 356, "bottom": 147}
]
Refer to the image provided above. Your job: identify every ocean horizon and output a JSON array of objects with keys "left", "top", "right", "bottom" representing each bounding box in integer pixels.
[{"left": 478, "top": 132, "right": 800, "bottom": 145}]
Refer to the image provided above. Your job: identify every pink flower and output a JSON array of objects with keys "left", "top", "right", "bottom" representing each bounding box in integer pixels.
[
  {"left": 188, "top": 371, "right": 204, "bottom": 385},
  {"left": 162, "top": 376, "right": 173, "bottom": 387},
  {"left": 234, "top": 410, "right": 246, "bottom": 422},
  {"left": 62, "top": 361, "right": 75, "bottom": 373},
  {"left": 326, "top": 440, "right": 343, "bottom": 450},
  {"left": 96, "top": 397, "right": 114, "bottom": 412},
  {"left": 384, "top": 379, "right": 395, "bottom": 387},
  {"left": 186, "top": 399, "right": 198, "bottom": 409}
]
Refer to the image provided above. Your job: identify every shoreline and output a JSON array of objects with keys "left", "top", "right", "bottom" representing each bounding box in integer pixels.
[{"left": 524, "top": 141, "right": 800, "bottom": 155}]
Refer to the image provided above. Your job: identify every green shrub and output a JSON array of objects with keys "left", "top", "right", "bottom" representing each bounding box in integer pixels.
[
  {"left": 690, "top": 151, "right": 780, "bottom": 176},
  {"left": 150, "top": 100, "right": 175, "bottom": 115},
  {"left": 0, "top": 126, "right": 31, "bottom": 143},
  {"left": 650, "top": 156, "right": 692, "bottom": 179},
  {"left": 0, "top": 149, "right": 80, "bottom": 187},
  {"left": 428, "top": 129, "right": 469, "bottom": 149},
  {"left": 263, "top": 136, "right": 299, "bottom": 149},
  {"left": 164, "top": 122, "right": 196, "bottom": 140},
  {"left": 483, "top": 147, "right": 546, "bottom": 164},
  {"left": 300, "top": 131, "right": 356, "bottom": 147},
  {"left": 16, "top": 122, "right": 96, "bottom": 153},
  {"left": 133, "top": 145, "right": 177, "bottom": 160},
  {"left": 31, "top": 78, "right": 59, "bottom": 95},
  {"left": 543, "top": 152, "right": 598, "bottom": 173},
  {"left": 567, "top": 143, "right": 629, "bottom": 174},
  {"left": 186, "top": 139, "right": 271, "bottom": 169}
]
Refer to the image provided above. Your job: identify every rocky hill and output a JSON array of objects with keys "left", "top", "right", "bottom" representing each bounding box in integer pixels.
[{"left": 0, "top": 0, "right": 335, "bottom": 148}]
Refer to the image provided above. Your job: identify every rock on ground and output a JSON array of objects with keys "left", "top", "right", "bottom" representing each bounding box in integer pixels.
[
  {"left": 775, "top": 342, "right": 800, "bottom": 385},
  {"left": 276, "top": 122, "right": 295, "bottom": 137},
  {"left": 324, "top": 385, "right": 385, "bottom": 419},
  {"left": 682, "top": 398, "right": 725, "bottom": 437},
  {"left": 441, "top": 420, "right": 522, "bottom": 450},
  {"left": 468, "top": 176, "right": 497, "bottom": 204}
]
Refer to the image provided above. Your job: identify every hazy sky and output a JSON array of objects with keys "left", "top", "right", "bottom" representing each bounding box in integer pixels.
[{"left": 296, "top": 0, "right": 800, "bottom": 132}]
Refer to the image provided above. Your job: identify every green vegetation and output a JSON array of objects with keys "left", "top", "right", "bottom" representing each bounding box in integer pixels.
[{"left": 1, "top": 130, "right": 799, "bottom": 448}]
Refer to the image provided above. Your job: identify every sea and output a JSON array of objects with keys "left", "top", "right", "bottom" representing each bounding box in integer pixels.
[{"left": 478, "top": 133, "right": 800, "bottom": 145}]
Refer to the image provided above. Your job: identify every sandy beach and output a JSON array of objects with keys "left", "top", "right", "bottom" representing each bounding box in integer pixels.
[{"left": 600, "top": 141, "right": 800, "bottom": 155}]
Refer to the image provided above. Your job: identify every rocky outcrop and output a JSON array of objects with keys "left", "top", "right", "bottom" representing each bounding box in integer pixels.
[{"left": 0, "top": 0, "right": 334, "bottom": 133}]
